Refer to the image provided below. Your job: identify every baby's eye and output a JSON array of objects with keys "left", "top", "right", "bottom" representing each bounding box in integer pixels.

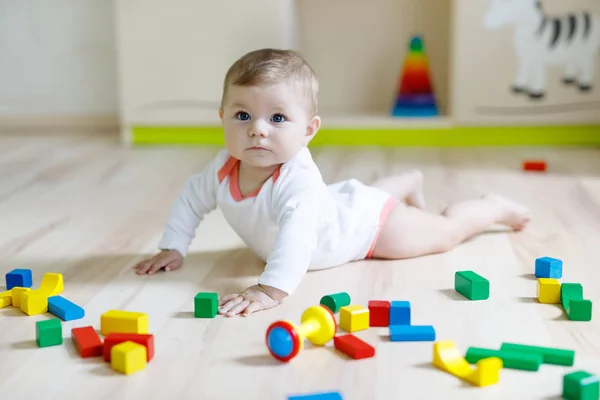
[
  {"left": 271, "top": 114, "right": 285, "bottom": 123},
  {"left": 236, "top": 112, "right": 251, "bottom": 121}
]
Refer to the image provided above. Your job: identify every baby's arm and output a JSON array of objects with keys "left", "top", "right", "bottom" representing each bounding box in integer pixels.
[{"left": 133, "top": 156, "right": 221, "bottom": 275}]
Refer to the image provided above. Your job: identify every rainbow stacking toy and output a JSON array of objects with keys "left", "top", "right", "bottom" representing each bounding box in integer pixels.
[{"left": 391, "top": 35, "right": 439, "bottom": 117}]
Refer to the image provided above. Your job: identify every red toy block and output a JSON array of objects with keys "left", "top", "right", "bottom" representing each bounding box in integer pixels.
[
  {"left": 523, "top": 160, "right": 547, "bottom": 172},
  {"left": 103, "top": 333, "right": 154, "bottom": 362},
  {"left": 71, "top": 326, "right": 103, "bottom": 358},
  {"left": 368, "top": 300, "right": 390, "bottom": 327},
  {"left": 334, "top": 334, "right": 375, "bottom": 359}
]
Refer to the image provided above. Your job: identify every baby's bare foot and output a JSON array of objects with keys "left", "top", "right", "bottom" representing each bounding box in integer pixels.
[{"left": 483, "top": 193, "right": 531, "bottom": 231}]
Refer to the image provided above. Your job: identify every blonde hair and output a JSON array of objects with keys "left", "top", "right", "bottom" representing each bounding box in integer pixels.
[{"left": 220, "top": 48, "right": 319, "bottom": 117}]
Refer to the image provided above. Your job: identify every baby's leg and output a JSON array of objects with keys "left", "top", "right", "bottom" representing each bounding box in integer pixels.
[
  {"left": 371, "top": 193, "right": 531, "bottom": 259},
  {"left": 372, "top": 170, "right": 426, "bottom": 209}
]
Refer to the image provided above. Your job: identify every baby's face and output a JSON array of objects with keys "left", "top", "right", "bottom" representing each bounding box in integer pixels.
[{"left": 220, "top": 81, "right": 319, "bottom": 169}]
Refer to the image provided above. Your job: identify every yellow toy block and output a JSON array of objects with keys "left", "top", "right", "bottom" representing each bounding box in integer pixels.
[
  {"left": 101, "top": 310, "right": 149, "bottom": 336},
  {"left": 537, "top": 278, "right": 561, "bottom": 304},
  {"left": 20, "top": 292, "right": 48, "bottom": 316},
  {"left": 339, "top": 305, "right": 369, "bottom": 332},
  {"left": 111, "top": 341, "right": 147, "bottom": 375},
  {"left": 433, "top": 339, "right": 502, "bottom": 387},
  {"left": 0, "top": 290, "right": 12, "bottom": 308},
  {"left": 38, "top": 273, "right": 64, "bottom": 296},
  {"left": 11, "top": 287, "right": 31, "bottom": 308}
]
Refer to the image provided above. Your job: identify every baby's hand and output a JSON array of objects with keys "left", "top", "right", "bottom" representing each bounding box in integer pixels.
[
  {"left": 218, "top": 284, "right": 288, "bottom": 317},
  {"left": 133, "top": 249, "right": 183, "bottom": 275}
]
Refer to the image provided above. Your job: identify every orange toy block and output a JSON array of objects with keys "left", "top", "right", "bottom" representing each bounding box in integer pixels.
[
  {"left": 72, "top": 326, "right": 103, "bottom": 358},
  {"left": 100, "top": 310, "right": 149, "bottom": 336},
  {"left": 103, "top": 333, "right": 154, "bottom": 362}
]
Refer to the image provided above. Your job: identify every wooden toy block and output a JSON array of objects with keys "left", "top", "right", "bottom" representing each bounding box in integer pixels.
[
  {"left": 194, "top": 292, "right": 218, "bottom": 318},
  {"left": 537, "top": 278, "right": 561, "bottom": 304},
  {"left": 333, "top": 334, "right": 375, "bottom": 359},
  {"left": 11, "top": 287, "right": 30, "bottom": 308},
  {"left": 339, "top": 305, "right": 369, "bottom": 333},
  {"left": 465, "top": 347, "right": 542, "bottom": 371},
  {"left": 535, "top": 256, "right": 562, "bottom": 278},
  {"left": 20, "top": 292, "right": 48, "bottom": 316},
  {"left": 563, "top": 370, "right": 599, "bottom": 400},
  {"left": 433, "top": 339, "right": 502, "bottom": 387},
  {"left": 454, "top": 270, "right": 489, "bottom": 300},
  {"left": 103, "top": 333, "right": 154, "bottom": 362},
  {"left": 100, "top": 310, "right": 149, "bottom": 336},
  {"left": 48, "top": 295, "right": 85, "bottom": 321},
  {"left": 390, "top": 325, "right": 435, "bottom": 341},
  {"left": 36, "top": 318, "right": 63, "bottom": 347},
  {"left": 110, "top": 341, "right": 147, "bottom": 375},
  {"left": 0, "top": 290, "right": 12, "bottom": 308},
  {"left": 38, "top": 272, "right": 64, "bottom": 296},
  {"left": 368, "top": 300, "right": 390, "bottom": 327},
  {"left": 6, "top": 269, "right": 32, "bottom": 290},
  {"left": 71, "top": 326, "right": 103, "bottom": 358},
  {"left": 500, "top": 343, "right": 575, "bottom": 366},
  {"left": 561, "top": 283, "right": 592, "bottom": 321},
  {"left": 523, "top": 160, "right": 547, "bottom": 172},
  {"left": 389, "top": 301, "right": 410, "bottom": 325},
  {"left": 288, "top": 392, "right": 343, "bottom": 400},
  {"left": 320, "top": 292, "right": 351, "bottom": 314}
]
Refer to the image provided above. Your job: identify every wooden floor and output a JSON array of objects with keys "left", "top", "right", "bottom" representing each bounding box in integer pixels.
[{"left": 0, "top": 134, "right": 599, "bottom": 400}]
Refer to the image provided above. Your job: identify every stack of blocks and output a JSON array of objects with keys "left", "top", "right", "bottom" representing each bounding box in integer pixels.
[
  {"left": 535, "top": 257, "right": 592, "bottom": 321},
  {"left": 369, "top": 300, "right": 435, "bottom": 341}
]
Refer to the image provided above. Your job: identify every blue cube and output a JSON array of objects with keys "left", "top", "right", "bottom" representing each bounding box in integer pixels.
[
  {"left": 390, "top": 301, "right": 411, "bottom": 325},
  {"left": 6, "top": 269, "right": 33, "bottom": 290},
  {"left": 535, "top": 257, "right": 562, "bottom": 279},
  {"left": 390, "top": 325, "right": 436, "bottom": 342}
]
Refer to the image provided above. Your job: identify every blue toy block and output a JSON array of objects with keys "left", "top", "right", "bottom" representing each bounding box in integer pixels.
[
  {"left": 48, "top": 295, "right": 85, "bottom": 321},
  {"left": 288, "top": 392, "right": 342, "bottom": 400},
  {"left": 390, "top": 325, "right": 436, "bottom": 342},
  {"left": 5, "top": 269, "right": 33, "bottom": 290},
  {"left": 389, "top": 301, "right": 410, "bottom": 325},
  {"left": 535, "top": 257, "right": 562, "bottom": 279}
]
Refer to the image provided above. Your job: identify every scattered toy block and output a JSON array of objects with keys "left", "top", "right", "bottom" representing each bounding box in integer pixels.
[
  {"left": 71, "top": 326, "right": 103, "bottom": 358},
  {"left": 0, "top": 290, "right": 12, "bottom": 308},
  {"left": 433, "top": 339, "right": 502, "bottom": 387},
  {"left": 454, "top": 271, "right": 489, "bottom": 300},
  {"left": 523, "top": 160, "right": 547, "bottom": 172},
  {"left": 339, "top": 305, "right": 369, "bottom": 333},
  {"left": 37, "top": 272, "right": 64, "bottom": 296},
  {"left": 110, "top": 341, "right": 147, "bottom": 375},
  {"left": 11, "top": 287, "right": 30, "bottom": 308},
  {"left": 333, "top": 334, "right": 375, "bottom": 359},
  {"left": 36, "top": 318, "right": 63, "bottom": 347},
  {"left": 389, "top": 301, "right": 410, "bottom": 325},
  {"left": 103, "top": 333, "right": 154, "bottom": 362},
  {"left": 563, "top": 370, "right": 599, "bottom": 400},
  {"left": 20, "top": 273, "right": 64, "bottom": 316},
  {"left": 368, "top": 300, "right": 390, "bottom": 327},
  {"left": 537, "top": 278, "right": 561, "bottom": 304},
  {"left": 561, "top": 283, "right": 592, "bottom": 321},
  {"left": 465, "top": 347, "right": 542, "bottom": 371},
  {"left": 48, "top": 295, "right": 85, "bottom": 321},
  {"left": 6, "top": 269, "right": 32, "bottom": 290},
  {"left": 320, "top": 292, "right": 351, "bottom": 314},
  {"left": 100, "top": 310, "right": 149, "bottom": 336},
  {"left": 194, "top": 292, "right": 218, "bottom": 318},
  {"left": 390, "top": 325, "right": 435, "bottom": 341},
  {"left": 288, "top": 392, "right": 343, "bottom": 400},
  {"left": 500, "top": 343, "right": 575, "bottom": 366},
  {"left": 535, "top": 257, "right": 562, "bottom": 278}
]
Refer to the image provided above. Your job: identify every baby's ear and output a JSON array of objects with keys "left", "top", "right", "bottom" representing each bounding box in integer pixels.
[
  {"left": 304, "top": 115, "right": 321, "bottom": 145},
  {"left": 218, "top": 108, "right": 224, "bottom": 121}
]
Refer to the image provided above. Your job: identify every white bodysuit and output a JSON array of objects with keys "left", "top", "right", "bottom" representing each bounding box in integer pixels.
[{"left": 158, "top": 147, "right": 396, "bottom": 295}]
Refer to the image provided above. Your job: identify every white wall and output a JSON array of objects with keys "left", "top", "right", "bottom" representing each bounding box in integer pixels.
[{"left": 0, "top": 0, "right": 118, "bottom": 117}]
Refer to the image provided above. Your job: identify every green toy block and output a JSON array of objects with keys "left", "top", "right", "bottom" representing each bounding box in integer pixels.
[
  {"left": 454, "top": 270, "right": 489, "bottom": 300},
  {"left": 36, "top": 318, "right": 63, "bottom": 347},
  {"left": 563, "top": 370, "right": 599, "bottom": 400},
  {"left": 194, "top": 292, "right": 218, "bottom": 318},
  {"left": 500, "top": 343, "right": 575, "bottom": 366},
  {"left": 320, "top": 292, "right": 351, "bottom": 313},
  {"left": 465, "top": 347, "right": 542, "bottom": 371},
  {"left": 561, "top": 283, "right": 593, "bottom": 321}
]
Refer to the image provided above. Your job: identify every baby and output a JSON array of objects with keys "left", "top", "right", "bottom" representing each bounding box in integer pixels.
[{"left": 133, "top": 48, "right": 531, "bottom": 317}]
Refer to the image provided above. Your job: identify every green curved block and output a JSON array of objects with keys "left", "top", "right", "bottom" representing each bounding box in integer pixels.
[
  {"left": 320, "top": 292, "right": 351, "bottom": 313},
  {"left": 561, "top": 283, "right": 592, "bottom": 321}
]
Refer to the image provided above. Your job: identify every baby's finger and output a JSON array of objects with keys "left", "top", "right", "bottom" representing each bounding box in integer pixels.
[
  {"left": 147, "top": 259, "right": 167, "bottom": 275},
  {"left": 134, "top": 260, "right": 153, "bottom": 275},
  {"left": 164, "top": 261, "right": 180, "bottom": 272},
  {"left": 218, "top": 293, "right": 240, "bottom": 306},
  {"left": 242, "top": 301, "right": 264, "bottom": 317},
  {"left": 219, "top": 296, "right": 243, "bottom": 314},
  {"left": 226, "top": 299, "right": 250, "bottom": 317}
]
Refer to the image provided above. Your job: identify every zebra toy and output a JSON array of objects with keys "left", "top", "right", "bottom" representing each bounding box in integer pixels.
[{"left": 483, "top": 0, "right": 600, "bottom": 100}]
